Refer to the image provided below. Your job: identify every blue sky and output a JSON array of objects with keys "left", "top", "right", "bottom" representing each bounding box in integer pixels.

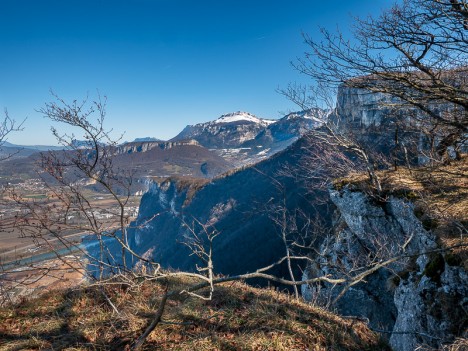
[{"left": 0, "top": 0, "right": 390, "bottom": 145}]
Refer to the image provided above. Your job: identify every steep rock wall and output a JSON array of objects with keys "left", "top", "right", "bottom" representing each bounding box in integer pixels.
[
  {"left": 335, "top": 87, "right": 396, "bottom": 128},
  {"left": 334, "top": 84, "right": 468, "bottom": 162},
  {"left": 118, "top": 140, "right": 200, "bottom": 154},
  {"left": 302, "top": 188, "right": 467, "bottom": 351}
]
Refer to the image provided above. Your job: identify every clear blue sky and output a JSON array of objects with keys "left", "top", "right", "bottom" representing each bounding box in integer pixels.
[{"left": 0, "top": 0, "right": 391, "bottom": 145}]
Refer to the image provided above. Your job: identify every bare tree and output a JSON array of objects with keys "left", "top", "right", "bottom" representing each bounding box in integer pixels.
[
  {"left": 279, "top": 84, "right": 390, "bottom": 195},
  {"left": 293, "top": 0, "right": 468, "bottom": 161},
  {"left": 0, "top": 109, "right": 24, "bottom": 159},
  {"left": 0, "top": 110, "right": 25, "bottom": 304},
  {"left": 276, "top": 4, "right": 468, "bottom": 348},
  {"left": 4, "top": 93, "right": 465, "bottom": 350}
]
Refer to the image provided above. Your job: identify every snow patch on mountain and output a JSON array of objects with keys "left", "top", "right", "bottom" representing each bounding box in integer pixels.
[
  {"left": 212, "top": 112, "right": 275, "bottom": 126},
  {"left": 283, "top": 108, "right": 328, "bottom": 123}
]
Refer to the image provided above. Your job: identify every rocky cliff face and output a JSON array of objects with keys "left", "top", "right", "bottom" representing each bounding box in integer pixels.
[
  {"left": 297, "top": 84, "right": 467, "bottom": 350},
  {"left": 117, "top": 139, "right": 200, "bottom": 154},
  {"left": 332, "top": 85, "right": 423, "bottom": 163},
  {"left": 335, "top": 86, "right": 399, "bottom": 128},
  {"left": 302, "top": 188, "right": 467, "bottom": 351},
  {"left": 334, "top": 84, "right": 468, "bottom": 162}
]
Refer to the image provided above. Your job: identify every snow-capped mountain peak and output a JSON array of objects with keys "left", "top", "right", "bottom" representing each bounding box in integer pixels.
[
  {"left": 171, "top": 109, "right": 325, "bottom": 152},
  {"left": 213, "top": 111, "right": 275, "bottom": 126}
]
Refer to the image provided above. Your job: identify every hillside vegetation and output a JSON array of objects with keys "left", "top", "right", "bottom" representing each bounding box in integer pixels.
[{"left": 0, "top": 279, "right": 389, "bottom": 351}]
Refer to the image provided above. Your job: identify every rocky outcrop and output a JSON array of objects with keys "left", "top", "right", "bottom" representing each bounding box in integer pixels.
[
  {"left": 302, "top": 188, "right": 467, "bottom": 351},
  {"left": 334, "top": 84, "right": 468, "bottom": 163},
  {"left": 118, "top": 139, "right": 200, "bottom": 154},
  {"left": 335, "top": 87, "right": 397, "bottom": 128},
  {"left": 391, "top": 262, "right": 467, "bottom": 351},
  {"left": 332, "top": 85, "right": 424, "bottom": 164}
]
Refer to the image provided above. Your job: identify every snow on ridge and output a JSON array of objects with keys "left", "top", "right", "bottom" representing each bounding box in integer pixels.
[
  {"left": 284, "top": 109, "right": 328, "bottom": 123},
  {"left": 213, "top": 111, "right": 275, "bottom": 126}
]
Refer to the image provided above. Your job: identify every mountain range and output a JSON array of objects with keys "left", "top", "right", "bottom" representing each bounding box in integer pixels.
[{"left": 0, "top": 109, "right": 323, "bottom": 183}]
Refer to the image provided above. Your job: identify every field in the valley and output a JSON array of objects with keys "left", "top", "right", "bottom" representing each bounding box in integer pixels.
[{"left": 0, "top": 180, "right": 141, "bottom": 264}]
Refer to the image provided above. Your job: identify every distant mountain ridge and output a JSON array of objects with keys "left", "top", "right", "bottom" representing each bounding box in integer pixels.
[
  {"left": 171, "top": 110, "right": 323, "bottom": 147},
  {"left": 0, "top": 109, "right": 324, "bottom": 184},
  {"left": 2, "top": 141, "right": 63, "bottom": 151},
  {"left": 171, "top": 111, "right": 274, "bottom": 149},
  {"left": 171, "top": 109, "right": 324, "bottom": 165},
  {"left": 131, "top": 137, "right": 162, "bottom": 143}
]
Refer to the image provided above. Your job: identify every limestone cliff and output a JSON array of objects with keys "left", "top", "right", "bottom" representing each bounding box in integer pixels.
[
  {"left": 302, "top": 188, "right": 467, "bottom": 351},
  {"left": 117, "top": 139, "right": 200, "bottom": 154}
]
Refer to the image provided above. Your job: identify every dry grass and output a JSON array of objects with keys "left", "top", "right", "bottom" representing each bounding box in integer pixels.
[
  {"left": 380, "top": 159, "right": 468, "bottom": 227},
  {"left": 0, "top": 279, "right": 389, "bottom": 351},
  {"left": 380, "top": 158, "right": 468, "bottom": 268},
  {"left": 415, "top": 337, "right": 468, "bottom": 351},
  {"left": 442, "top": 338, "right": 468, "bottom": 351}
]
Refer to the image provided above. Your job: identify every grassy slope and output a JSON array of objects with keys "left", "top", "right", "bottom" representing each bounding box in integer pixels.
[{"left": 0, "top": 279, "right": 389, "bottom": 351}]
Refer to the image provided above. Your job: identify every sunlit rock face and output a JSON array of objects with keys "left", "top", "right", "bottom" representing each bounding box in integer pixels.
[
  {"left": 332, "top": 85, "right": 420, "bottom": 162},
  {"left": 117, "top": 139, "right": 200, "bottom": 154},
  {"left": 335, "top": 87, "right": 395, "bottom": 128},
  {"left": 302, "top": 187, "right": 466, "bottom": 351},
  {"left": 334, "top": 83, "right": 468, "bottom": 163}
]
